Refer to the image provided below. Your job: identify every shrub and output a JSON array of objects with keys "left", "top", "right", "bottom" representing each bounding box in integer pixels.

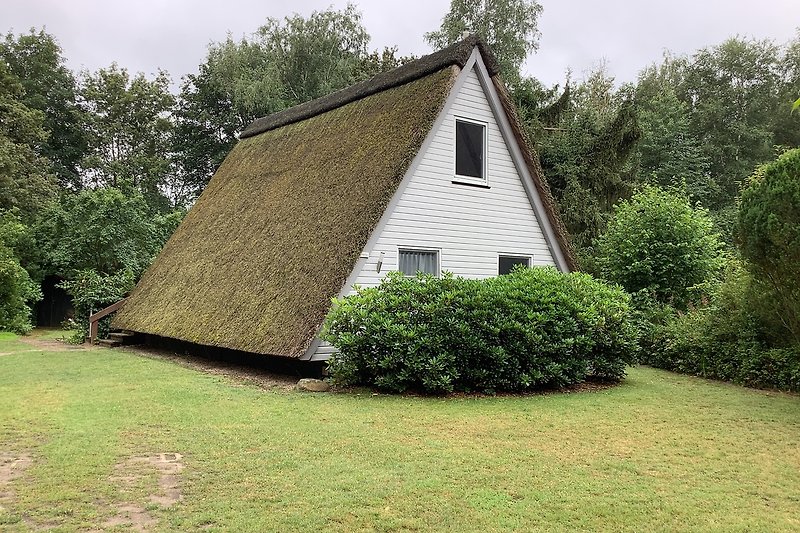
[
  {"left": 629, "top": 290, "right": 676, "bottom": 360},
  {"left": 596, "top": 185, "right": 725, "bottom": 308},
  {"left": 0, "top": 211, "right": 41, "bottom": 334},
  {"left": 34, "top": 187, "right": 169, "bottom": 278},
  {"left": 58, "top": 269, "right": 134, "bottom": 341},
  {"left": 0, "top": 246, "right": 41, "bottom": 334},
  {"left": 738, "top": 148, "right": 800, "bottom": 343},
  {"left": 643, "top": 263, "right": 800, "bottom": 392},
  {"left": 323, "top": 268, "right": 638, "bottom": 394}
]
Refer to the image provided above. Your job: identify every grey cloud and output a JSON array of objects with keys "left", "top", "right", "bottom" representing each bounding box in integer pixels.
[{"left": 4, "top": 0, "right": 798, "bottom": 89}]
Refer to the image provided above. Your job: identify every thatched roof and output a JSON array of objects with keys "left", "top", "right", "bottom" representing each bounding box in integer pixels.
[
  {"left": 113, "top": 65, "right": 457, "bottom": 356},
  {"left": 114, "top": 35, "right": 575, "bottom": 357}
]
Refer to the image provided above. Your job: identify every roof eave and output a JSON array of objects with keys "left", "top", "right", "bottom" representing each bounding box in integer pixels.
[{"left": 472, "top": 51, "right": 577, "bottom": 272}]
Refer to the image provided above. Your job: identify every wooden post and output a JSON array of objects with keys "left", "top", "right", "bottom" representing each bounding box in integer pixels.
[{"left": 89, "top": 315, "right": 99, "bottom": 344}]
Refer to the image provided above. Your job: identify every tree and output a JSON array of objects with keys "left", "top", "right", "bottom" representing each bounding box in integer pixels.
[
  {"left": 355, "top": 46, "right": 415, "bottom": 80},
  {"left": 58, "top": 268, "right": 134, "bottom": 339},
  {"left": 596, "top": 186, "right": 725, "bottom": 308},
  {"left": 31, "top": 187, "right": 184, "bottom": 337},
  {"left": 0, "top": 61, "right": 57, "bottom": 221},
  {"left": 683, "top": 37, "right": 784, "bottom": 203},
  {"left": 0, "top": 244, "right": 40, "bottom": 334},
  {"left": 173, "top": 3, "right": 374, "bottom": 203},
  {"left": 35, "top": 188, "right": 168, "bottom": 278},
  {"left": 1, "top": 29, "right": 87, "bottom": 190},
  {"left": 425, "top": 0, "right": 542, "bottom": 86},
  {"left": 512, "top": 76, "right": 570, "bottom": 135},
  {"left": 634, "top": 87, "right": 718, "bottom": 206},
  {"left": 79, "top": 64, "right": 175, "bottom": 211},
  {"left": 257, "top": 3, "right": 370, "bottom": 104},
  {"left": 633, "top": 37, "right": 800, "bottom": 211},
  {"left": 532, "top": 66, "right": 641, "bottom": 253},
  {"left": 775, "top": 32, "right": 800, "bottom": 146},
  {"left": 0, "top": 210, "right": 41, "bottom": 333},
  {"left": 738, "top": 148, "right": 800, "bottom": 343},
  {"left": 171, "top": 34, "right": 284, "bottom": 205}
]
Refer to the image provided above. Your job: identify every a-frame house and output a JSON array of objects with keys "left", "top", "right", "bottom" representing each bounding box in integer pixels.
[{"left": 113, "top": 35, "right": 575, "bottom": 362}]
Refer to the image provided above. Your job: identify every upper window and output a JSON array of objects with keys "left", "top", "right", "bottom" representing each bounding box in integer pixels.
[
  {"left": 399, "top": 249, "right": 439, "bottom": 276},
  {"left": 498, "top": 255, "right": 531, "bottom": 275},
  {"left": 455, "top": 119, "right": 485, "bottom": 180}
]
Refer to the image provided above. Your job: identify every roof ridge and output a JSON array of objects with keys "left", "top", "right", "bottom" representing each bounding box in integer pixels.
[{"left": 239, "top": 34, "right": 499, "bottom": 139}]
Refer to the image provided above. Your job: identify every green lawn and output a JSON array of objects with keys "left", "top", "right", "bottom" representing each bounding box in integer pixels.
[{"left": 0, "top": 332, "right": 798, "bottom": 532}]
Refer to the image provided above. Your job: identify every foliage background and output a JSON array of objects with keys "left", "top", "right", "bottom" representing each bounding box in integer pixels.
[{"left": 0, "top": 0, "right": 798, "bottom": 386}]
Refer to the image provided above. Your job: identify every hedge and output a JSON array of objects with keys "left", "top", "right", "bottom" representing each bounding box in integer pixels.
[
  {"left": 642, "top": 264, "right": 800, "bottom": 392},
  {"left": 322, "top": 267, "right": 638, "bottom": 394}
]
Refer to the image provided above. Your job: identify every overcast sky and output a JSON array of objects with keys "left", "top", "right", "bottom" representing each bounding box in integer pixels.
[{"left": 4, "top": 0, "right": 798, "bottom": 90}]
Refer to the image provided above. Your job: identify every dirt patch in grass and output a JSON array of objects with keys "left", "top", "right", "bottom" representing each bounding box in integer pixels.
[
  {"left": 0, "top": 452, "right": 32, "bottom": 514},
  {"left": 101, "top": 452, "right": 184, "bottom": 531},
  {"left": 18, "top": 336, "right": 92, "bottom": 352},
  {"left": 100, "top": 502, "right": 157, "bottom": 532},
  {"left": 124, "top": 346, "right": 298, "bottom": 391},
  {"left": 144, "top": 453, "right": 184, "bottom": 507}
]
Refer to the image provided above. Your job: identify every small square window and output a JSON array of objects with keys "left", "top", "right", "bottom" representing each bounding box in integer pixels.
[
  {"left": 455, "top": 119, "right": 485, "bottom": 180},
  {"left": 399, "top": 249, "right": 439, "bottom": 276},
  {"left": 498, "top": 255, "right": 531, "bottom": 275}
]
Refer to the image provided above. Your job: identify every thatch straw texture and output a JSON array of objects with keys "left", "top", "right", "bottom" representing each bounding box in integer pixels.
[{"left": 113, "top": 67, "right": 457, "bottom": 356}]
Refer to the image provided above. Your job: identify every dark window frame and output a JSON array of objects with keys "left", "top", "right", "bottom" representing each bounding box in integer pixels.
[
  {"left": 498, "top": 254, "right": 532, "bottom": 275},
  {"left": 454, "top": 117, "right": 487, "bottom": 184}
]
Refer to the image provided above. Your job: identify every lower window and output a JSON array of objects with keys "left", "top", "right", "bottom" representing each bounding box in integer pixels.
[
  {"left": 399, "top": 249, "right": 439, "bottom": 276},
  {"left": 498, "top": 255, "right": 531, "bottom": 275}
]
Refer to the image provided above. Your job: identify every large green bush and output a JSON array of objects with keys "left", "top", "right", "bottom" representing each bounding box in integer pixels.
[
  {"left": 58, "top": 268, "right": 134, "bottom": 341},
  {"left": 323, "top": 268, "right": 638, "bottom": 394},
  {"left": 636, "top": 149, "right": 800, "bottom": 391},
  {"left": 738, "top": 148, "right": 800, "bottom": 343},
  {"left": 643, "top": 263, "right": 800, "bottom": 392},
  {"left": 0, "top": 246, "right": 41, "bottom": 334},
  {"left": 596, "top": 186, "right": 725, "bottom": 308},
  {"left": 32, "top": 188, "right": 184, "bottom": 339},
  {"left": 35, "top": 187, "right": 172, "bottom": 277},
  {"left": 648, "top": 315, "right": 800, "bottom": 392},
  {"left": 0, "top": 211, "right": 41, "bottom": 333}
]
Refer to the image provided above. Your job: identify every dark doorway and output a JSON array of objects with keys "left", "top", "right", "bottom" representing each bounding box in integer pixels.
[{"left": 35, "top": 275, "right": 73, "bottom": 327}]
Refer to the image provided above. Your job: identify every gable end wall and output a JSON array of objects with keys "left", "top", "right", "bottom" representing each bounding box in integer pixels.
[{"left": 309, "top": 62, "right": 557, "bottom": 361}]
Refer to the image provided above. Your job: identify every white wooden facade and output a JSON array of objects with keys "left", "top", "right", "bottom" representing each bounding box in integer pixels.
[{"left": 303, "top": 49, "right": 565, "bottom": 361}]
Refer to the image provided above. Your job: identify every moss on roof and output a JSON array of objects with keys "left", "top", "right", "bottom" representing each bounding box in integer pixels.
[{"left": 113, "top": 66, "right": 457, "bottom": 357}]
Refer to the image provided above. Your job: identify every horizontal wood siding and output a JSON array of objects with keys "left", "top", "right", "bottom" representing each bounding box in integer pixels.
[{"left": 312, "top": 65, "right": 555, "bottom": 361}]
